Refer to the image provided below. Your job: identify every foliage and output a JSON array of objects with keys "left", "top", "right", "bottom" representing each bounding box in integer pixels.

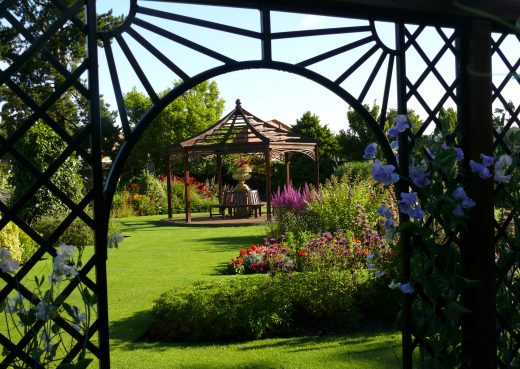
[
  {"left": 10, "top": 121, "right": 85, "bottom": 222},
  {"left": 290, "top": 111, "right": 339, "bottom": 185},
  {"left": 147, "top": 269, "right": 398, "bottom": 343},
  {"left": 0, "top": 221, "right": 23, "bottom": 263},
  {"left": 333, "top": 161, "right": 372, "bottom": 180},
  {"left": 124, "top": 81, "right": 225, "bottom": 178},
  {"left": 267, "top": 175, "right": 393, "bottom": 245},
  {"left": 365, "top": 113, "right": 520, "bottom": 367},
  {"left": 337, "top": 102, "right": 422, "bottom": 161}
]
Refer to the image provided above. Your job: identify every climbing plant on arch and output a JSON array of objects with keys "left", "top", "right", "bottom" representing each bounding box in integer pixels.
[{"left": 0, "top": 0, "right": 519, "bottom": 368}]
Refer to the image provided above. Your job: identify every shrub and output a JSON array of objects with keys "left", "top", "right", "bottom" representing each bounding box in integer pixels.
[
  {"left": 32, "top": 215, "right": 95, "bottom": 247},
  {"left": 147, "top": 270, "right": 398, "bottom": 342},
  {"left": 0, "top": 221, "right": 23, "bottom": 263},
  {"left": 111, "top": 190, "right": 135, "bottom": 218},
  {"left": 333, "top": 161, "right": 372, "bottom": 180}
]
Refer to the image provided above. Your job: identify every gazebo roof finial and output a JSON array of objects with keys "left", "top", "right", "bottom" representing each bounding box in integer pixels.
[{"left": 235, "top": 99, "right": 241, "bottom": 106}]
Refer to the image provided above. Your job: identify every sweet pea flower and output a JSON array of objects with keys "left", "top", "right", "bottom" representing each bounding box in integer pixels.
[
  {"left": 377, "top": 205, "right": 392, "bottom": 218},
  {"left": 371, "top": 160, "right": 400, "bottom": 186},
  {"left": 452, "top": 187, "right": 476, "bottom": 209},
  {"left": 394, "top": 115, "right": 409, "bottom": 131},
  {"left": 480, "top": 154, "right": 494, "bottom": 167},
  {"left": 398, "top": 192, "right": 425, "bottom": 220},
  {"left": 494, "top": 154, "right": 513, "bottom": 183},
  {"left": 57, "top": 243, "right": 75, "bottom": 258},
  {"left": 35, "top": 301, "right": 53, "bottom": 321},
  {"left": 410, "top": 163, "right": 430, "bottom": 188},
  {"left": 387, "top": 126, "right": 398, "bottom": 138},
  {"left": 363, "top": 143, "right": 378, "bottom": 160},
  {"left": 390, "top": 140, "right": 398, "bottom": 149},
  {"left": 399, "top": 282, "right": 415, "bottom": 294},
  {"left": 469, "top": 160, "right": 492, "bottom": 179},
  {"left": 454, "top": 147, "right": 464, "bottom": 161},
  {"left": 0, "top": 247, "right": 20, "bottom": 274}
]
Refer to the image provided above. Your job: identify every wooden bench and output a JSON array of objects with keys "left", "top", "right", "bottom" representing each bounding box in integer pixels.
[
  {"left": 209, "top": 191, "right": 234, "bottom": 218},
  {"left": 209, "top": 190, "right": 266, "bottom": 219}
]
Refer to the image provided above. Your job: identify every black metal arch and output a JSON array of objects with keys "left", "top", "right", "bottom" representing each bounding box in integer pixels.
[{"left": 104, "top": 60, "right": 396, "bottom": 210}]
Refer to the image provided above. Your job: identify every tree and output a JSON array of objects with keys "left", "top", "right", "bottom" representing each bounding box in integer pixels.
[
  {"left": 11, "top": 120, "right": 85, "bottom": 221},
  {"left": 337, "top": 102, "right": 423, "bottom": 161},
  {"left": 290, "top": 111, "right": 339, "bottom": 186},
  {"left": 124, "top": 80, "right": 225, "bottom": 178}
]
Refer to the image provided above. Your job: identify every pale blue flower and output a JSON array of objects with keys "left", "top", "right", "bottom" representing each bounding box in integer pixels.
[
  {"left": 410, "top": 164, "right": 430, "bottom": 188},
  {"left": 469, "top": 160, "right": 492, "bottom": 179},
  {"left": 0, "top": 247, "right": 20, "bottom": 274},
  {"left": 452, "top": 187, "right": 476, "bottom": 209},
  {"left": 453, "top": 205, "right": 464, "bottom": 217},
  {"left": 387, "top": 126, "right": 398, "bottom": 138},
  {"left": 371, "top": 160, "right": 400, "bottom": 186},
  {"left": 454, "top": 147, "right": 464, "bottom": 161},
  {"left": 480, "top": 154, "right": 494, "bottom": 166},
  {"left": 495, "top": 154, "right": 512, "bottom": 170},
  {"left": 495, "top": 169, "right": 512, "bottom": 184},
  {"left": 394, "top": 115, "right": 409, "bottom": 132},
  {"left": 398, "top": 192, "right": 425, "bottom": 220},
  {"left": 399, "top": 282, "right": 415, "bottom": 294},
  {"left": 390, "top": 140, "right": 398, "bottom": 149},
  {"left": 376, "top": 205, "right": 392, "bottom": 218},
  {"left": 363, "top": 143, "right": 377, "bottom": 160}
]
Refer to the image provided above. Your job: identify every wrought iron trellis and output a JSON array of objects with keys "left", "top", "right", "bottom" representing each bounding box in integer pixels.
[{"left": 0, "top": 0, "right": 518, "bottom": 368}]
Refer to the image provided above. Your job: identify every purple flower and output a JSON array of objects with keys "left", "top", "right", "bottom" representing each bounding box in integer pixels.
[
  {"left": 363, "top": 143, "right": 378, "bottom": 160},
  {"left": 390, "top": 140, "right": 398, "bottom": 149},
  {"left": 399, "top": 282, "right": 414, "bottom": 294},
  {"left": 480, "top": 154, "right": 494, "bottom": 167},
  {"left": 453, "top": 204, "right": 464, "bottom": 217},
  {"left": 371, "top": 160, "right": 400, "bottom": 186},
  {"left": 469, "top": 160, "right": 492, "bottom": 179},
  {"left": 377, "top": 205, "right": 392, "bottom": 219},
  {"left": 394, "top": 115, "right": 409, "bottom": 132},
  {"left": 410, "top": 164, "right": 430, "bottom": 188},
  {"left": 454, "top": 147, "right": 464, "bottom": 161},
  {"left": 398, "top": 192, "right": 425, "bottom": 220},
  {"left": 387, "top": 126, "right": 398, "bottom": 138},
  {"left": 452, "top": 187, "right": 476, "bottom": 209},
  {"left": 272, "top": 184, "right": 311, "bottom": 213}
]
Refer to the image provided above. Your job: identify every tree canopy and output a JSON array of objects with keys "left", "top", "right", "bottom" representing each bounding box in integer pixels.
[{"left": 124, "top": 80, "right": 225, "bottom": 178}]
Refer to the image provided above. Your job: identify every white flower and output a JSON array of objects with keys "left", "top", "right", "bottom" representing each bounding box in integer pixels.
[
  {"left": 495, "top": 154, "right": 512, "bottom": 170},
  {"left": 108, "top": 232, "right": 124, "bottom": 249},
  {"left": 35, "top": 301, "right": 53, "bottom": 321},
  {"left": 495, "top": 169, "right": 512, "bottom": 184},
  {"left": 388, "top": 280, "right": 400, "bottom": 289},
  {"left": 0, "top": 247, "right": 20, "bottom": 274},
  {"left": 57, "top": 243, "right": 75, "bottom": 258}
]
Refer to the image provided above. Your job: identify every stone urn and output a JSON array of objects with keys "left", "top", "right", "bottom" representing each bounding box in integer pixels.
[{"left": 231, "top": 167, "right": 252, "bottom": 192}]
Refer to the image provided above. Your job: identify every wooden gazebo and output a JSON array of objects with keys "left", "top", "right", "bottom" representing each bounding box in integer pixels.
[{"left": 167, "top": 99, "right": 319, "bottom": 222}]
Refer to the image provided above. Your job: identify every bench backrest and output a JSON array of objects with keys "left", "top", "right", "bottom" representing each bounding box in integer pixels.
[
  {"left": 233, "top": 191, "right": 248, "bottom": 205},
  {"left": 248, "top": 190, "right": 260, "bottom": 205},
  {"left": 223, "top": 192, "right": 234, "bottom": 205}
]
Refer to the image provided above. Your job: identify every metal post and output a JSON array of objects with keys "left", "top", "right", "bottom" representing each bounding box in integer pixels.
[
  {"left": 395, "top": 21, "right": 413, "bottom": 369},
  {"left": 265, "top": 148, "right": 271, "bottom": 220},
  {"left": 86, "top": 0, "right": 110, "bottom": 367},
  {"left": 183, "top": 151, "right": 191, "bottom": 223},
  {"left": 166, "top": 155, "right": 172, "bottom": 219},
  {"left": 458, "top": 15, "right": 495, "bottom": 369}
]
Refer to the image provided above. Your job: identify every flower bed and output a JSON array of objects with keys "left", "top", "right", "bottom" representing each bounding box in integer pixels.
[{"left": 227, "top": 229, "right": 394, "bottom": 276}]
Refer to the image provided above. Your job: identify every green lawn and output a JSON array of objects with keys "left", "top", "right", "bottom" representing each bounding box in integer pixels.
[{"left": 108, "top": 214, "right": 402, "bottom": 369}]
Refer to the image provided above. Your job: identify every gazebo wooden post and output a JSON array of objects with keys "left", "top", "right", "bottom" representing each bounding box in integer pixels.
[
  {"left": 216, "top": 153, "right": 223, "bottom": 203},
  {"left": 314, "top": 146, "right": 320, "bottom": 188},
  {"left": 284, "top": 152, "right": 291, "bottom": 187},
  {"left": 183, "top": 150, "right": 191, "bottom": 223},
  {"left": 265, "top": 147, "right": 272, "bottom": 220},
  {"left": 166, "top": 154, "right": 173, "bottom": 219}
]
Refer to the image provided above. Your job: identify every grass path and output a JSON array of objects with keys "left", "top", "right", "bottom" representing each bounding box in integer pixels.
[{"left": 108, "top": 214, "right": 401, "bottom": 369}]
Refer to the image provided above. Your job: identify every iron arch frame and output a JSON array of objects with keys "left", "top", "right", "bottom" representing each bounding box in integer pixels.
[
  {"left": 104, "top": 61, "right": 396, "bottom": 210},
  {"left": 0, "top": 1, "right": 519, "bottom": 368}
]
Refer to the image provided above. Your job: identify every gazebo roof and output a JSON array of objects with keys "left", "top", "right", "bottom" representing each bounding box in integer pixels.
[{"left": 169, "top": 99, "right": 318, "bottom": 160}]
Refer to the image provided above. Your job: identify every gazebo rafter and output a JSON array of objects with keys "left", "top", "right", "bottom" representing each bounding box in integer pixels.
[{"left": 167, "top": 99, "right": 319, "bottom": 222}]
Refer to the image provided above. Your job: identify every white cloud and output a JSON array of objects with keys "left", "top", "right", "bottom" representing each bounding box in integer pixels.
[{"left": 299, "top": 15, "right": 325, "bottom": 30}]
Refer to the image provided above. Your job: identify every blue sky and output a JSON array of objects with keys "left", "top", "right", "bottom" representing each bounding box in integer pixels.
[{"left": 96, "top": 1, "right": 518, "bottom": 133}]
